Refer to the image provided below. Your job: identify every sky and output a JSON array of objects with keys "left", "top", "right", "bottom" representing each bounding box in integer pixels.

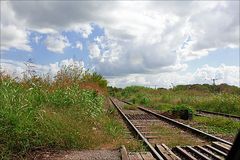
[{"left": 0, "top": 1, "right": 239, "bottom": 88}]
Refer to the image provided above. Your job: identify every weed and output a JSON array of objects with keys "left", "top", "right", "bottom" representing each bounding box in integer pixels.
[
  {"left": 0, "top": 65, "right": 120, "bottom": 159},
  {"left": 123, "top": 104, "right": 138, "bottom": 110}
]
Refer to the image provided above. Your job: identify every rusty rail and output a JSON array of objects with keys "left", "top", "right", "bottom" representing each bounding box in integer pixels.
[
  {"left": 121, "top": 100, "right": 232, "bottom": 146},
  {"left": 109, "top": 97, "right": 164, "bottom": 160},
  {"left": 139, "top": 106, "right": 232, "bottom": 146},
  {"left": 197, "top": 110, "right": 240, "bottom": 120}
]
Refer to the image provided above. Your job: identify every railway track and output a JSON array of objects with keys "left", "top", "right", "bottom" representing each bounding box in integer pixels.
[
  {"left": 110, "top": 97, "right": 233, "bottom": 160},
  {"left": 196, "top": 110, "right": 240, "bottom": 121}
]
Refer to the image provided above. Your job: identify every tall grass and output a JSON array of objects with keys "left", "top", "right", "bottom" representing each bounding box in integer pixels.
[
  {"left": 0, "top": 65, "right": 120, "bottom": 159},
  {"left": 109, "top": 85, "right": 240, "bottom": 116}
]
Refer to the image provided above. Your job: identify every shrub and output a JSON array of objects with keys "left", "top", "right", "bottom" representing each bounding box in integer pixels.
[
  {"left": 171, "top": 104, "right": 194, "bottom": 120},
  {"left": 139, "top": 97, "right": 150, "bottom": 105}
]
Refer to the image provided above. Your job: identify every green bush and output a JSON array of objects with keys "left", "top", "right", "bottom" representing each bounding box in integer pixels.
[
  {"left": 171, "top": 104, "right": 194, "bottom": 120},
  {"left": 139, "top": 97, "right": 150, "bottom": 105}
]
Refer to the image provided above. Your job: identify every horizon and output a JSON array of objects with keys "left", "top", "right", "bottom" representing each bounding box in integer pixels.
[{"left": 1, "top": 1, "right": 239, "bottom": 88}]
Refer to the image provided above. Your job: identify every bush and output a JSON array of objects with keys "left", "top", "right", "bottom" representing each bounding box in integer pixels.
[
  {"left": 139, "top": 97, "right": 150, "bottom": 105},
  {"left": 171, "top": 104, "right": 194, "bottom": 120}
]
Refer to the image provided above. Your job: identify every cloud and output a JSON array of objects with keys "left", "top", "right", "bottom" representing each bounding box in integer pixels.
[
  {"left": 0, "top": 59, "right": 85, "bottom": 78},
  {"left": 1, "top": 58, "right": 239, "bottom": 88},
  {"left": 107, "top": 64, "right": 240, "bottom": 88},
  {"left": 2, "top": 1, "right": 239, "bottom": 78},
  {"left": 68, "top": 23, "right": 93, "bottom": 38},
  {"left": 34, "top": 35, "right": 43, "bottom": 44},
  {"left": 0, "top": 2, "right": 31, "bottom": 52},
  {"left": 88, "top": 43, "right": 101, "bottom": 59},
  {"left": 177, "top": 2, "right": 239, "bottom": 61},
  {"left": 192, "top": 64, "right": 240, "bottom": 86},
  {"left": 1, "top": 25, "right": 32, "bottom": 52},
  {"left": 44, "top": 34, "right": 70, "bottom": 53},
  {"left": 75, "top": 41, "right": 83, "bottom": 51}
]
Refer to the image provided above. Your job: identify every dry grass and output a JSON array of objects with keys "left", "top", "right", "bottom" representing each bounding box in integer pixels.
[
  {"left": 149, "top": 123, "right": 207, "bottom": 147},
  {"left": 122, "top": 104, "right": 138, "bottom": 110}
]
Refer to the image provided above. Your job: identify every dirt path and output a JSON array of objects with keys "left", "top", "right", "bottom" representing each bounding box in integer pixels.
[{"left": 30, "top": 150, "right": 121, "bottom": 160}]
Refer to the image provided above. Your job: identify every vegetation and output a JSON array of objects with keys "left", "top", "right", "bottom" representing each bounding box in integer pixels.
[
  {"left": 1, "top": 63, "right": 239, "bottom": 159},
  {"left": 170, "top": 104, "right": 194, "bottom": 120},
  {"left": 109, "top": 85, "right": 240, "bottom": 116},
  {"left": 194, "top": 116, "right": 240, "bottom": 137},
  {"left": 0, "top": 65, "right": 119, "bottom": 159},
  {"left": 182, "top": 116, "right": 240, "bottom": 141},
  {"left": 122, "top": 104, "right": 138, "bottom": 110},
  {"left": 109, "top": 85, "right": 240, "bottom": 141}
]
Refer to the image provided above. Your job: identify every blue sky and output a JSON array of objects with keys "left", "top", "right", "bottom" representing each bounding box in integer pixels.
[
  {"left": 1, "top": 1, "right": 239, "bottom": 87},
  {"left": 1, "top": 24, "right": 105, "bottom": 65}
]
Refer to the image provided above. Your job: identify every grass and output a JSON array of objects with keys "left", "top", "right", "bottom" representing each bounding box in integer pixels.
[
  {"left": 0, "top": 66, "right": 123, "bottom": 159},
  {"left": 122, "top": 104, "right": 138, "bottom": 110},
  {"left": 194, "top": 116, "right": 240, "bottom": 137},
  {"left": 109, "top": 85, "right": 240, "bottom": 141},
  {"left": 149, "top": 124, "right": 206, "bottom": 147},
  {"left": 102, "top": 103, "right": 147, "bottom": 152},
  {"left": 152, "top": 103, "right": 173, "bottom": 112},
  {"left": 110, "top": 85, "right": 240, "bottom": 116}
]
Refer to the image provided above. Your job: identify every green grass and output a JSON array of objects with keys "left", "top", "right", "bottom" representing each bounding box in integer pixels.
[
  {"left": 109, "top": 85, "right": 240, "bottom": 141},
  {"left": 194, "top": 116, "right": 240, "bottom": 136},
  {"left": 0, "top": 66, "right": 122, "bottom": 159},
  {"left": 110, "top": 85, "right": 240, "bottom": 116},
  {"left": 151, "top": 103, "right": 173, "bottom": 112},
  {"left": 122, "top": 104, "right": 138, "bottom": 110}
]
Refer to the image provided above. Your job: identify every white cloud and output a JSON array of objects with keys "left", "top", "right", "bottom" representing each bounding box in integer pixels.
[
  {"left": 192, "top": 64, "right": 240, "bottom": 86},
  {"left": 68, "top": 23, "right": 93, "bottom": 38},
  {"left": 34, "top": 35, "right": 43, "bottom": 44},
  {"left": 45, "top": 34, "right": 70, "bottom": 53},
  {"left": 107, "top": 64, "right": 240, "bottom": 88},
  {"left": 0, "top": 59, "right": 85, "bottom": 78},
  {"left": 1, "top": 58, "right": 239, "bottom": 88},
  {"left": 88, "top": 43, "right": 101, "bottom": 59},
  {"left": 1, "top": 25, "right": 32, "bottom": 52},
  {"left": 75, "top": 41, "right": 83, "bottom": 51},
  {"left": 0, "top": 2, "right": 31, "bottom": 52},
  {"left": 1, "top": 1, "right": 239, "bottom": 82}
]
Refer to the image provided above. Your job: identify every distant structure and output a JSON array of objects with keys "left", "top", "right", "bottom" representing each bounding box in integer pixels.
[
  {"left": 211, "top": 78, "right": 219, "bottom": 85},
  {"left": 205, "top": 77, "right": 221, "bottom": 86}
]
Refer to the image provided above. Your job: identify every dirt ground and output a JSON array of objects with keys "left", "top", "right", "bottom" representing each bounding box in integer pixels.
[{"left": 27, "top": 149, "right": 121, "bottom": 160}]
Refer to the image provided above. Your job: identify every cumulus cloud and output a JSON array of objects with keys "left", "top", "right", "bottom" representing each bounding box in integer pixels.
[
  {"left": 1, "top": 1, "right": 239, "bottom": 86},
  {"left": 1, "top": 58, "right": 239, "bottom": 88},
  {"left": 0, "top": 59, "right": 85, "bottom": 78},
  {"left": 34, "top": 35, "right": 43, "bottom": 44},
  {"left": 75, "top": 41, "right": 83, "bottom": 51},
  {"left": 45, "top": 34, "right": 70, "bottom": 53},
  {"left": 107, "top": 64, "right": 240, "bottom": 88},
  {"left": 68, "top": 23, "right": 93, "bottom": 38},
  {"left": 1, "top": 25, "right": 32, "bottom": 52},
  {"left": 88, "top": 43, "right": 101, "bottom": 59},
  {"left": 1, "top": 2, "right": 31, "bottom": 52},
  {"left": 192, "top": 64, "right": 240, "bottom": 86}
]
